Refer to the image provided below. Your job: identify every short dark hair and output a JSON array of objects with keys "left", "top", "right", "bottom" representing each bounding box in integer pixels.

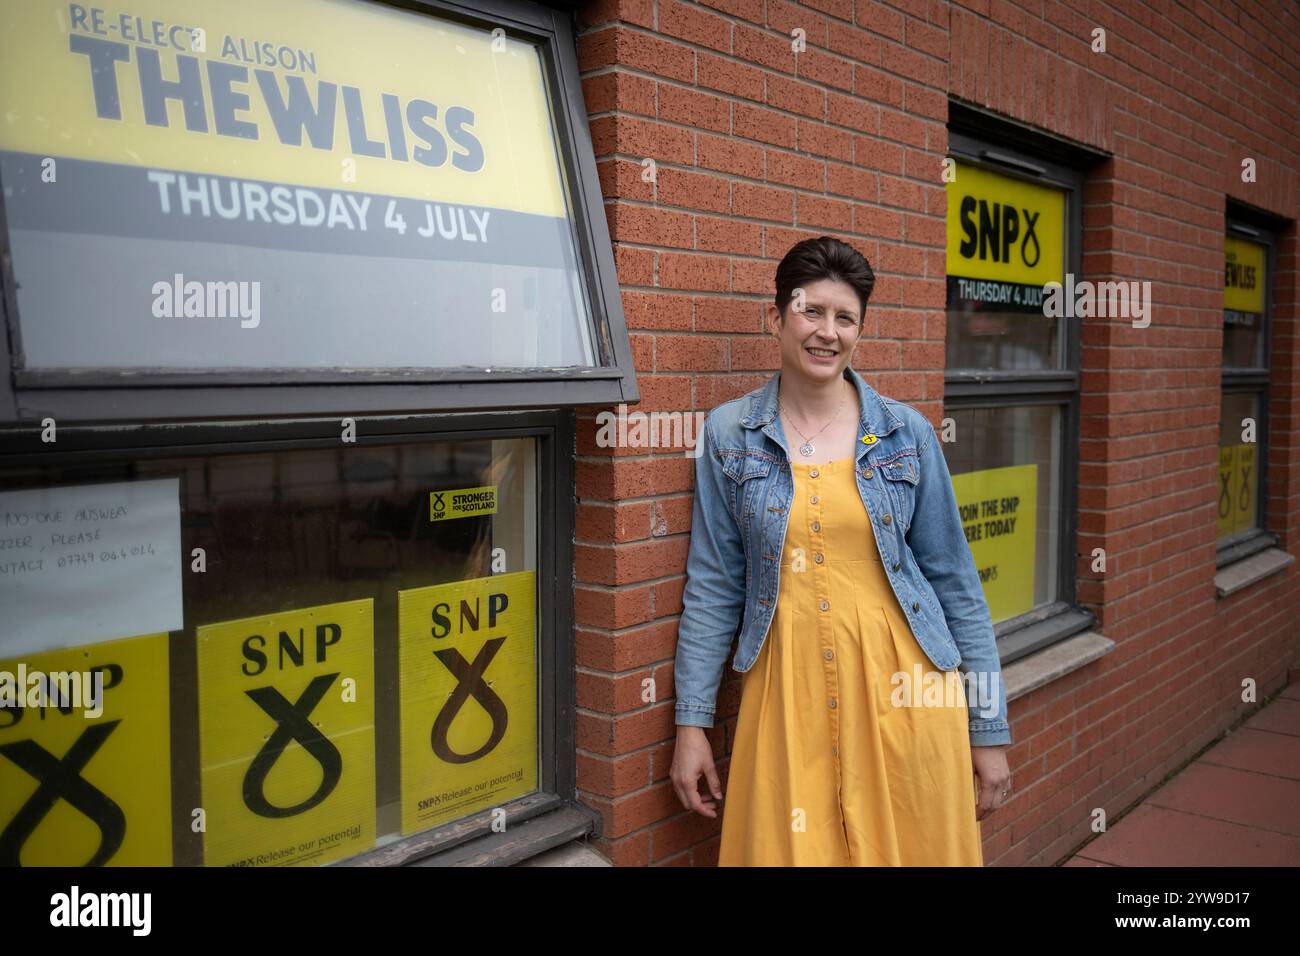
[{"left": 773, "top": 236, "right": 876, "bottom": 327}]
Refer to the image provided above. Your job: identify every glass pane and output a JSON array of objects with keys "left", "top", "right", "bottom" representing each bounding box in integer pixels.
[
  {"left": 945, "top": 159, "right": 1069, "bottom": 371},
  {"left": 0, "top": 0, "right": 597, "bottom": 370},
  {"left": 1223, "top": 237, "right": 1267, "bottom": 368},
  {"left": 941, "top": 405, "right": 1062, "bottom": 624},
  {"left": 1217, "top": 392, "right": 1262, "bottom": 543},
  {"left": 0, "top": 436, "right": 540, "bottom": 865}
]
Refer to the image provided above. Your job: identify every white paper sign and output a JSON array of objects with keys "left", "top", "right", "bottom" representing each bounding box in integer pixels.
[{"left": 0, "top": 478, "right": 183, "bottom": 656}]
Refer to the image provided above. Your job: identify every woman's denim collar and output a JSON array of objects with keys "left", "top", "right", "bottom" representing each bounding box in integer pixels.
[{"left": 738, "top": 366, "right": 905, "bottom": 441}]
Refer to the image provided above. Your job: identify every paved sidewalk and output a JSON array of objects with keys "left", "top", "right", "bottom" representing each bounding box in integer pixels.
[{"left": 1062, "top": 679, "right": 1300, "bottom": 866}]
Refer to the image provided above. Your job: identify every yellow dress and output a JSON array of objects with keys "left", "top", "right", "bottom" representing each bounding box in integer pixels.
[{"left": 717, "top": 456, "right": 983, "bottom": 866}]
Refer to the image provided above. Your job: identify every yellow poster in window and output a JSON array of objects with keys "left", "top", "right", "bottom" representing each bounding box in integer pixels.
[
  {"left": 0, "top": 0, "right": 564, "bottom": 214},
  {"left": 398, "top": 571, "right": 536, "bottom": 835},
  {"left": 950, "top": 465, "right": 1038, "bottom": 623},
  {"left": 1217, "top": 444, "right": 1258, "bottom": 539},
  {"left": 0, "top": 632, "right": 171, "bottom": 866},
  {"left": 945, "top": 160, "right": 1066, "bottom": 286},
  {"left": 196, "top": 599, "right": 374, "bottom": 867},
  {"left": 1224, "top": 237, "right": 1266, "bottom": 315}
]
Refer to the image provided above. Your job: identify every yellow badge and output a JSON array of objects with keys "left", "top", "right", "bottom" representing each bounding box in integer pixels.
[{"left": 861, "top": 434, "right": 878, "bottom": 445}]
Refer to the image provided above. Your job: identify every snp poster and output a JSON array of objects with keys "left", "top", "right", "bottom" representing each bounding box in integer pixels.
[
  {"left": 945, "top": 160, "right": 1066, "bottom": 312},
  {"left": 196, "top": 599, "right": 374, "bottom": 867},
  {"left": 0, "top": 0, "right": 594, "bottom": 370},
  {"left": 1224, "top": 236, "right": 1265, "bottom": 318},
  {"left": 0, "top": 633, "right": 172, "bottom": 866},
  {"left": 951, "top": 465, "right": 1038, "bottom": 622},
  {"left": 1217, "top": 443, "right": 1258, "bottom": 539},
  {"left": 398, "top": 571, "right": 536, "bottom": 835}
]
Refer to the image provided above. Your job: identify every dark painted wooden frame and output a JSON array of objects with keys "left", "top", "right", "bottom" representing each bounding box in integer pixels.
[
  {"left": 0, "top": 407, "right": 597, "bottom": 865},
  {"left": 1216, "top": 205, "right": 1283, "bottom": 569},
  {"left": 944, "top": 105, "right": 1107, "bottom": 663},
  {"left": 0, "top": 0, "right": 638, "bottom": 423}
]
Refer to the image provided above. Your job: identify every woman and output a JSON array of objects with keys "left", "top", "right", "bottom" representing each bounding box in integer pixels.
[{"left": 670, "top": 237, "right": 1012, "bottom": 866}]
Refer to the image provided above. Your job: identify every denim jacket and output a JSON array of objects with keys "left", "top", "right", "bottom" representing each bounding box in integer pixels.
[{"left": 673, "top": 365, "right": 1012, "bottom": 746}]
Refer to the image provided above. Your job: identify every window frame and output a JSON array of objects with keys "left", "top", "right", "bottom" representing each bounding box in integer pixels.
[
  {"left": 945, "top": 110, "right": 1098, "bottom": 664},
  {"left": 0, "top": 0, "right": 639, "bottom": 423},
  {"left": 1217, "top": 210, "right": 1279, "bottom": 568},
  {"left": 0, "top": 407, "right": 597, "bottom": 866}
]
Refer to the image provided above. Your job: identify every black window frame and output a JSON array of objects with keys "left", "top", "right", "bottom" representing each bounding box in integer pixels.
[
  {"left": 0, "top": 0, "right": 606, "bottom": 866},
  {"left": 945, "top": 105, "right": 1104, "bottom": 664},
  {"left": 0, "top": 0, "right": 638, "bottom": 424},
  {"left": 0, "top": 407, "right": 597, "bottom": 866},
  {"left": 1217, "top": 206, "right": 1280, "bottom": 568}
]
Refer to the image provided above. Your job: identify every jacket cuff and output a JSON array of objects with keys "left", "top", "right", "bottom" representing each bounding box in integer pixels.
[
  {"left": 675, "top": 704, "right": 715, "bottom": 728},
  {"left": 968, "top": 720, "right": 1011, "bottom": 747}
]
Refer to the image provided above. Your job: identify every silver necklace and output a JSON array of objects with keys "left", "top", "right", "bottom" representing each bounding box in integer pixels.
[{"left": 779, "top": 389, "right": 847, "bottom": 458}]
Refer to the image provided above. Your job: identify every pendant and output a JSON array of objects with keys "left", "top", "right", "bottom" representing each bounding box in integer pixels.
[{"left": 799, "top": 441, "right": 814, "bottom": 457}]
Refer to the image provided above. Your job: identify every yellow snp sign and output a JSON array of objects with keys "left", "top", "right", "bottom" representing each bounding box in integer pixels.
[
  {"left": 951, "top": 465, "right": 1038, "bottom": 623},
  {"left": 0, "top": 0, "right": 564, "bottom": 214},
  {"left": 196, "top": 599, "right": 375, "bottom": 867},
  {"left": 398, "top": 571, "right": 536, "bottom": 835},
  {"left": 0, "top": 633, "right": 171, "bottom": 866},
  {"left": 1217, "top": 443, "right": 1258, "bottom": 539},
  {"left": 430, "top": 485, "right": 498, "bottom": 522},
  {"left": 0, "top": 1, "right": 587, "bottom": 371},
  {"left": 946, "top": 161, "right": 1065, "bottom": 308},
  {"left": 1224, "top": 237, "right": 1266, "bottom": 315}
]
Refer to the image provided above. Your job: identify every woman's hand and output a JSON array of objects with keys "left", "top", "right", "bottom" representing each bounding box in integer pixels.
[
  {"left": 971, "top": 745, "right": 1011, "bottom": 821},
  {"left": 671, "top": 726, "right": 723, "bottom": 818}
]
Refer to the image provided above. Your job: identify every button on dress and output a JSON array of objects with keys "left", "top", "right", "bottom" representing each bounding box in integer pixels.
[{"left": 717, "top": 456, "right": 983, "bottom": 866}]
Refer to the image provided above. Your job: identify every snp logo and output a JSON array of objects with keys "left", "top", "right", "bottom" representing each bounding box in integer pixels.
[
  {"left": 956, "top": 196, "right": 1041, "bottom": 268},
  {"left": 50, "top": 885, "right": 151, "bottom": 936}
]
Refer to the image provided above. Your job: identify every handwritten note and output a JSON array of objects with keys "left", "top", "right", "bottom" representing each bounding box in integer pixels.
[{"left": 0, "top": 478, "right": 182, "bottom": 656}]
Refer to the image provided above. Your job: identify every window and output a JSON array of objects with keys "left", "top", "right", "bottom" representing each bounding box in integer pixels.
[
  {"left": 0, "top": 0, "right": 636, "bottom": 420},
  {"left": 943, "top": 109, "right": 1095, "bottom": 662},
  {"left": 0, "top": 415, "right": 577, "bottom": 866},
  {"left": 1218, "top": 213, "right": 1276, "bottom": 565},
  {"left": 0, "top": 0, "right": 600, "bottom": 867}
]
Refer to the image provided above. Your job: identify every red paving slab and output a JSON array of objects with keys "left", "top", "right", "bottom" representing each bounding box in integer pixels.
[
  {"left": 1146, "top": 763, "right": 1300, "bottom": 836},
  {"left": 1200, "top": 728, "right": 1300, "bottom": 781},
  {"left": 1243, "top": 698, "right": 1300, "bottom": 736},
  {"left": 1069, "top": 804, "right": 1300, "bottom": 867},
  {"left": 1060, "top": 689, "right": 1300, "bottom": 866}
]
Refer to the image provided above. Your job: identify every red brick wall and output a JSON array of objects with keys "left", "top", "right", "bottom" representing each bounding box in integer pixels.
[{"left": 569, "top": 0, "right": 1300, "bottom": 866}]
